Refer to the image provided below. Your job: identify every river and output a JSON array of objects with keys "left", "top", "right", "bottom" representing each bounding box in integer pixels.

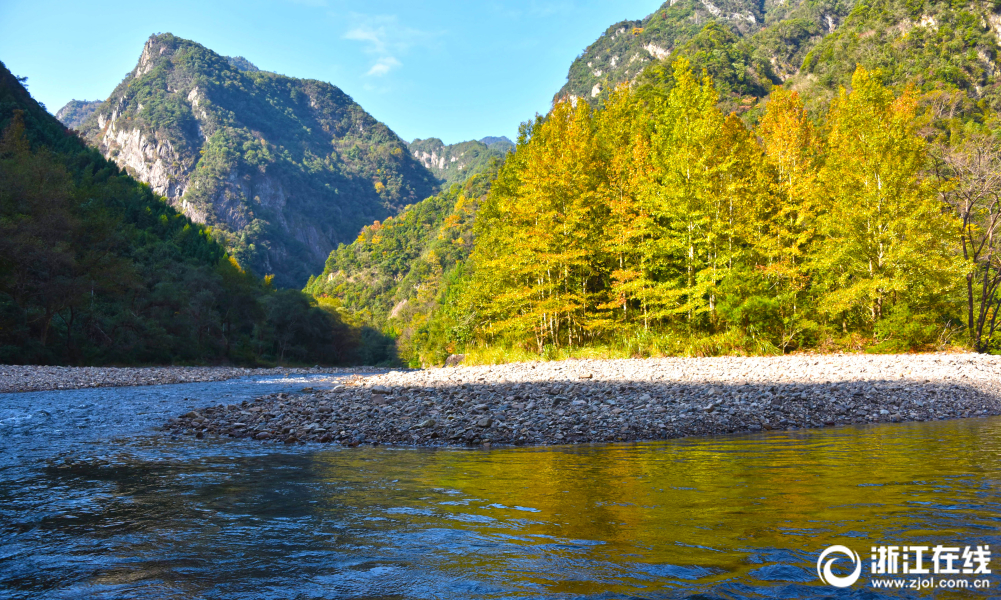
[{"left": 1, "top": 374, "right": 998, "bottom": 598}]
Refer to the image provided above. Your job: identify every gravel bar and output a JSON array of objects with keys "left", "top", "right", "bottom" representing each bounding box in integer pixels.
[
  {"left": 0, "top": 365, "right": 390, "bottom": 394},
  {"left": 166, "top": 353, "right": 1001, "bottom": 446}
]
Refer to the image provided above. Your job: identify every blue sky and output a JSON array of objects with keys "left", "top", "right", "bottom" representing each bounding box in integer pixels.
[{"left": 0, "top": 0, "right": 662, "bottom": 144}]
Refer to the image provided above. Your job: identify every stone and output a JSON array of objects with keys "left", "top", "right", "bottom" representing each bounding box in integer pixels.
[{"left": 445, "top": 354, "right": 466, "bottom": 367}]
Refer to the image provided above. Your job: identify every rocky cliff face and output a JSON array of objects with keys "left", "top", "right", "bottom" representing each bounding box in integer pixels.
[
  {"left": 76, "top": 34, "right": 438, "bottom": 287},
  {"left": 96, "top": 107, "right": 194, "bottom": 209}
]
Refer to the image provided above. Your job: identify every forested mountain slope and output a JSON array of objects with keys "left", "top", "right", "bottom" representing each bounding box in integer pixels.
[
  {"left": 479, "top": 136, "right": 515, "bottom": 153},
  {"left": 561, "top": 0, "right": 1001, "bottom": 119},
  {"left": 0, "top": 61, "right": 368, "bottom": 366},
  {"left": 72, "top": 33, "right": 438, "bottom": 287},
  {"left": 558, "top": 0, "right": 857, "bottom": 110},
  {"left": 305, "top": 166, "right": 496, "bottom": 365},
  {"left": 791, "top": 0, "right": 1001, "bottom": 116}
]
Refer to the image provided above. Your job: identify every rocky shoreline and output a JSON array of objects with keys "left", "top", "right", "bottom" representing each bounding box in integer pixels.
[
  {"left": 163, "top": 353, "right": 1001, "bottom": 446},
  {"left": 0, "top": 365, "right": 387, "bottom": 394}
]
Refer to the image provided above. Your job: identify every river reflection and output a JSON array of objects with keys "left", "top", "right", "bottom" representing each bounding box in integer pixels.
[{"left": 1, "top": 379, "right": 999, "bottom": 598}]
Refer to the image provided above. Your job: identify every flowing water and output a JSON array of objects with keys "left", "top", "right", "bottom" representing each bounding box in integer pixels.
[{"left": 1, "top": 375, "right": 999, "bottom": 599}]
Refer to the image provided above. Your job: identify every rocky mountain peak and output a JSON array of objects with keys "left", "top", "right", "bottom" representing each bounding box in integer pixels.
[{"left": 73, "top": 33, "right": 437, "bottom": 287}]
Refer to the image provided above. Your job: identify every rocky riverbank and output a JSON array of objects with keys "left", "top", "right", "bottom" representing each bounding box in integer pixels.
[
  {"left": 163, "top": 353, "right": 1001, "bottom": 446},
  {"left": 0, "top": 365, "right": 387, "bottom": 394}
]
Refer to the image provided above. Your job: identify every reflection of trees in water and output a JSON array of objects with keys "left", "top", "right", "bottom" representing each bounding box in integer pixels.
[
  {"left": 10, "top": 417, "right": 1001, "bottom": 597},
  {"left": 310, "top": 418, "right": 1001, "bottom": 595}
]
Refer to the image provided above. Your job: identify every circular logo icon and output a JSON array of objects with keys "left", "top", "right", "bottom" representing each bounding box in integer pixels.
[{"left": 817, "top": 545, "right": 862, "bottom": 588}]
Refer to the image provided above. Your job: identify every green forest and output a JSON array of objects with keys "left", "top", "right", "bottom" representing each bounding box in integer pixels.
[
  {"left": 318, "top": 58, "right": 1001, "bottom": 366},
  {"left": 0, "top": 62, "right": 392, "bottom": 366},
  {"left": 10, "top": 0, "right": 1001, "bottom": 368},
  {"left": 306, "top": 167, "right": 494, "bottom": 366}
]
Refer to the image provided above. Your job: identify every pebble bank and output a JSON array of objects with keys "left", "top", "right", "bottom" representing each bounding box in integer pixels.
[
  {"left": 0, "top": 365, "right": 387, "bottom": 394},
  {"left": 164, "top": 353, "right": 1001, "bottom": 446}
]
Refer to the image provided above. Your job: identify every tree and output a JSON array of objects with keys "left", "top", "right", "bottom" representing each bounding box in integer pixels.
[
  {"left": 595, "top": 84, "right": 650, "bottom": 331},
  {"left": 814, "top": 67, "right": 961, "bottom": 346},
  {"left": 723, "top": 87, "right": 820, "bottom": 351},
  {"left": 639, "top": 58, "right": 729, "bottom": 329},
  {"left": 933, "top": 135, "right": 1001, "bottom": 352},
  {"left": 471, "top": 98, "right": 610, "bottom": 351}
]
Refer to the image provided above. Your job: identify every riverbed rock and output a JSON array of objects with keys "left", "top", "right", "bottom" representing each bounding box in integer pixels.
[
  {"left": 0, "top": 365, "right": 393, "bottom": 393},
  {"left": 163, "top": 353, "right": 1001, "bottom": 448}
]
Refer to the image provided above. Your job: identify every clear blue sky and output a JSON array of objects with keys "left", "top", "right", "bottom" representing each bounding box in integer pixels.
[{"left": 0, "top": 0, "right": 662, "bottom": 144}]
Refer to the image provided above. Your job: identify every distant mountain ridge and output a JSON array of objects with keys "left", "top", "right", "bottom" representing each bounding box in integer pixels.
[
  {"left": 226, "top": 56, "right": 259, "bottom": 73},
  {"left": 408, "top": 136, "right": 510, "bottom": 187},
  {"left": 54, "top": 99, "right": 101, "bottom": 129},
  {"left": 479, "top": 136, "right": 514, "bottom": 153},
  {"left": 70, "top": 33, "right": 438, "bottom": 287},
  {"left": 56, "top": 56, "right": 259, "bottom": 130}
]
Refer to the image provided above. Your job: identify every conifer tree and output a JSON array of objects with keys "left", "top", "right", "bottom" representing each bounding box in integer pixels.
[
  {"left": 639, "top": 58, "right": 730, "bottom": 328},
  {"left": 722, "top": 87, "right": 820, "bottom": 350},
  {"left": 596, "top": 84, "right": 651, "bottom": 331},
  {"left": 471, "top": 99, "right": 609, "bottom": 350}
]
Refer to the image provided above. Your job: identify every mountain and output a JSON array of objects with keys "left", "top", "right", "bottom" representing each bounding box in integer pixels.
[
  {"left": 792, "top": 0, "right": 1001, "bottom": 116},
  {"left": 54, "top": 99, "right": 101, "bottom": 129},
  {"left": 226, "top": 55, "right": 259, "bottom": 73},
  {"left": 73, "top": 33, "right": 438, "bottom": 288},
  {"left": 408, "top": 137, "right": 509, "bottom": 187},
  {"left": 558, "top": 0, "right": 765, "bottom": 103},
  {"left": 0, "top": 60, "right": 366, "bottom": 366},
  {"left": 557, "top": 0, "right": 857, "bottom": 110},
  {"left": 479, "top": 136, "right": 514, "bottom": 153},
  {"left": 559, "top": 0, "right": 1001, "bottom": 118}
]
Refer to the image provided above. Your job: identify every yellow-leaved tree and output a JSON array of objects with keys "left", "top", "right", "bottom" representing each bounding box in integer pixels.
[
  {"left": 719, "top": 87, "right": 821, "bottom": 351},
  {"left": 469, "top": 98, "right": 610, "bottom": 351},
  {"left": 636, "top": 58, "right": 759, "bottom": 331},
  {"left": 814, "top": 67, "right": 961, "bottom": 347},
  {"left": 595, "top": 83, "right": 651, "bottom": 332}
]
